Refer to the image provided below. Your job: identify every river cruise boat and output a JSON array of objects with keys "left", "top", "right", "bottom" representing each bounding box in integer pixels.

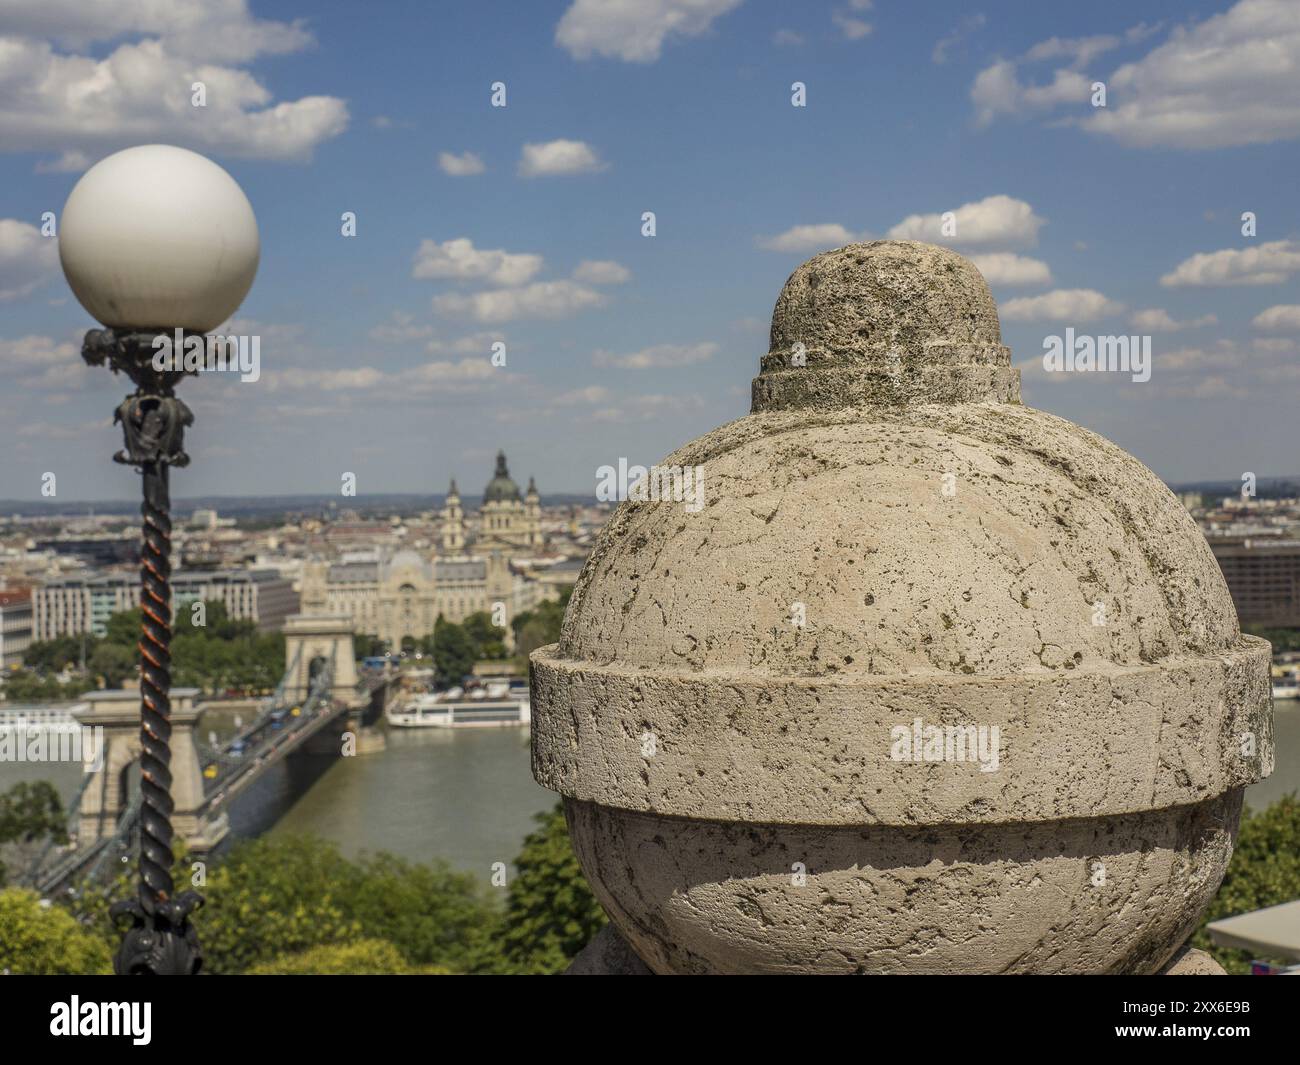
[{"left": 387, "top": 681, "right": 530, "bottom": 728}]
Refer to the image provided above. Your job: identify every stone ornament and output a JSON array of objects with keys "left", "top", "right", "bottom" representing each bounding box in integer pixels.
[{"left": 530, "top": 240, "right": 1274, "bottom": 974}]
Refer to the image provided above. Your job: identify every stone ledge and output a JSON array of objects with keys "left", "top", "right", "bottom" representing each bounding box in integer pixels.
[{"left": 531, "top": 636, "right": 1273, "bottom": 826}]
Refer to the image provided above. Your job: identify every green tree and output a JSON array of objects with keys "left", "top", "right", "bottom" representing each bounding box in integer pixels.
[
  {"left": 1194, "top": 793, "right": 1300, "bottom": 973},
  {"left": 1243, "top": 626, "right": 1300, "bottom": 654},
  {"left": 486, "top": 802, "right": 605, "bottom": 974},
  {"left": 340, "top": 851, "right": 495, "bottom": 972},
  {"left": 69, "top": 835, "right": 497, "bottom": 975},
  {"left": 431, "top": 616, "right": 476, "bottom": 685},
  {"left": 189, "top": 835, "right": 363, "bottom": 974},
  {"left": 462, "top": 611, "right": 508, "bottom": 660},
  {"left": 22, "top": 634, "right": 88, "bottom": 674},
  {"left": 353, "top": 633, "right": 385, "bottom": 659},
  {"left": 0, "top": 672, "right": 88, "bottom": 701},
  {"left": 246, "top": 938, "right": 449, "bottom": 974},
  {"left": 0, "top": 888, "right": 112, "bottom": 974},
  {"left": 103, "top": 606, "right": 142, "bottom": 648},
  {"left": 0, "top": 781, "right": 67, "bottom": 886},
  {"left": 88, "top": 641, "right": 137, "bottom": 689},
  {"left": 511, "top": 587, "right": 572, "bottom": 658}
]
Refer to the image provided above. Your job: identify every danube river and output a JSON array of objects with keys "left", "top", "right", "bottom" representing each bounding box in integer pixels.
[{"left": 6, "top": 702, "right": 1299, "bottom": 876}]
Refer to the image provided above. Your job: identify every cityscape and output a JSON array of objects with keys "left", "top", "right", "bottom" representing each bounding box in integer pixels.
[{"left": 0, "top": 0, "right": 1297, "bottom": 1029}]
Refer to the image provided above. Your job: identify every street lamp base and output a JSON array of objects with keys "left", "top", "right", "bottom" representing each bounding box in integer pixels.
[{"left": 110, "top": 891, "right": 205, "bottom": 975}]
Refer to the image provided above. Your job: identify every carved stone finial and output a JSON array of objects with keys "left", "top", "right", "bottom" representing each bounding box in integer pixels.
[{"left": 531, "top": 240, "right": 1273, "bottom": 974}]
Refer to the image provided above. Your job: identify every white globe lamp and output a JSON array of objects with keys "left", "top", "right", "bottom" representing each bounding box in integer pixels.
[{"left": 59, "top": 144, "right": 259, "bottom": 332}]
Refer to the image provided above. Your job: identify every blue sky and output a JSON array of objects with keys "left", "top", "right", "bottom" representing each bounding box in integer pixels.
[{"left": 1, "top": 0, "right": 1297, "bottom": 501}]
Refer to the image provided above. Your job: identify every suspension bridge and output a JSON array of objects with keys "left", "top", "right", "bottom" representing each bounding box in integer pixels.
[{"left": 26, "top": 613, "right": 397, "bottom": 897}]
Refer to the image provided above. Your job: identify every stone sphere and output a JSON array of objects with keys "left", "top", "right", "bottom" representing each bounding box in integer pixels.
[
  {"left": 59, "top": 145, "right": 259, "bottom": 332},
  {"left": 532, "top": 240, "right": 1273, "bottom": 974}
]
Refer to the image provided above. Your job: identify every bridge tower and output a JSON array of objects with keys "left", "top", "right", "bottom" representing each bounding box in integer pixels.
[
  {"left": 283, "top": 613, "right": 359, "bottom": 703},
  {"left": 72, "top": 688, "right": 228, "bottom": 853},
  {"left": 283, "top": 612, "right": 385, "bottom": 754}
]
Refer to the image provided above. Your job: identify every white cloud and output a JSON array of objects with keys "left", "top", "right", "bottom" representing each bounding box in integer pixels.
[
  {"left": 0, "top": 333, "right": 76, "bottom": 368},
  {"left": 970, "top": 3, "right": 1300, "bottom": 149},
  {"left": 1083, "top": 0, "right": 1300, "bottom": 148},
  {"left": 554, "top": 384, "right": 612, "bottom": 405},
  {"left": 0, "top": 219, "right": 59, "bottom": 302},
  {"left": 433, "top": 280, "right": 606, "bottom": 323},
  {"left": 1001, "top": 288, "right": 1124, "bottom": 322},
  {"left": 369, "top": 311, "right": 434, "bottom": 344},
  {"left": 555, "top": 0, "right": 742, "bottom": 63},
  {"left": 932, "top": 14, "right": 986, "bottom": 65},
  {"left": 426, "top": 331, "right": 506, "bottom": 357},
  {"left": 1131, "top": 308, "right": 1218, "bottom": 331},
  {"left": 832, "top": 11, "right": 872, "bottom": 41},
  {"left": 1155, "top": 345, "right": 1223, "bottom": 371},
  {"left": 593, "top": 342, "right": 718, "bottom": 369},
  {"left": 971, "top": 62, "right": 1091, "bottom": 127},
  {"left": 412, "top": 238, "right": 543, "bottom": 287},
  {"left": 0, "top": 0, "right": 313, "bottom": 63},
  {"left": 1252, "top": 304, "right": 1300, "bottom": 332},
  {"left": 757, "top": 223, "right": 859, "bottom": 253},
  {"left": 438, "top": 150, "right": 485, "bottom": 176},
  {"left": 887, "top": 194, "right": 1045, "bottom": 249},
  {"left": 0, "top": 31, "right": 346, "bottom": 165},
  {"left": 573, "top": 259, "right": 632, "bottom": 284},
  {"left": 1160, "top": 241, "right": 1300, "bottom": 287},
  {"left": 518, "top": 139, "right": 607, "bottom": 177},
  {"left": 263, "top": 356, "right": 501, "bottom": 397},
  {"left": 969, "top": 253, "right": 1052, "bottom": 287}
]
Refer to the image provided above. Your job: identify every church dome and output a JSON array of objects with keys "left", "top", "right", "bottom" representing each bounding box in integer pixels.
[{"left": 484, "top": 451, "right": 522, "bottom": 504}]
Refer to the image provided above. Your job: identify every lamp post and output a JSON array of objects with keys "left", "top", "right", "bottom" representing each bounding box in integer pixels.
[{"left": 59, "top": 144, "right": 260, "bottom": 974}]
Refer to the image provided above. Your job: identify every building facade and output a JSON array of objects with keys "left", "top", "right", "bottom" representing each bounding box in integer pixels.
[
  {"left": 33, "top": 570, "right": 298, "bottom": 640},
  {"left": 1209, "top": 537, "right": 1300, "bottom": 627},
  {"left": 0, "top": 589, "right": 33, "bottom": 668},
  {"left": 304, "top": 452, "right": 557, "bottom": 649}
]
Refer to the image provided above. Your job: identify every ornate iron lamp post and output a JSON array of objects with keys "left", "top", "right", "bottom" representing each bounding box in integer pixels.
[{"left": 59, "top": 145, "right": 260, "bottom": 974}]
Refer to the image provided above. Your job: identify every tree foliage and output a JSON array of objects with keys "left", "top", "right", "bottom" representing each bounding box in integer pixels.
[
  {"left": 246, "top": 938, "right": 450, "bottom": 974},
  {"left": 0, "top": 888, "right": 112, "bottom": 974},
  {"left": 1193, "top": 792, "right": 1300, "bottom": 973},
  {"left": 16, "top": 601, "right": 285, "bottom": 697},
  {"left": 0, "top": 780, "right": 67, "bottom": 887},
  {"left": 486, "top": 802, "right": 606, "bottom": 974},
  {"left": 1244, "top": 626, "right": 1300, "bottom": 654},
  {"left": 511, "top": 587, "right": 572, "bottom": 659}
]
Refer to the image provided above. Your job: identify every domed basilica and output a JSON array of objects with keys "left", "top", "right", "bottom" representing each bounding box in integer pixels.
[{"left": 301, "top": 452, "right": 550, "bottom": 649}]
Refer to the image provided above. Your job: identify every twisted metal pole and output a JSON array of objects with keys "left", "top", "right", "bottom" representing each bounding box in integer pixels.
[
  {"left": 83, "top": 327, "right": 204, "bottom": 975},
  {"left": 138, "top": 456, "right": 177, "bottom": 913}
]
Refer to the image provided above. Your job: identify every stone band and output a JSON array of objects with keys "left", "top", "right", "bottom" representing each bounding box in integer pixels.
[
  {"left": 530, "top": 634, "right": 1273, "bottom": 827},
  {"left": 751, "top": 365, "right": 1021, "bottom": 411}
]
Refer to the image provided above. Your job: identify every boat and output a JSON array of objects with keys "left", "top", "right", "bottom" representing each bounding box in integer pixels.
[
  {"left": 387, "top": 687, "right": 530, "bottom": 728},
  {"left": 1272, "top": 671, "right": 1300, "bottom": 700}
]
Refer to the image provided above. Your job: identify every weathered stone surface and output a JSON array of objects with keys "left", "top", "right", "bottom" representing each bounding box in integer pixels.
[
  {"left": 1160, "top": 945, "right": 1227, "bottom": 975},
  {"left": 533, "top": 640, "right": 1271, "bottom": 825},
  {"left": 531, "top": 239, "right": 1274, "bottom": 974},
  {"left": 566, "top": 791, "right": 1238, "bottom": 975}
]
